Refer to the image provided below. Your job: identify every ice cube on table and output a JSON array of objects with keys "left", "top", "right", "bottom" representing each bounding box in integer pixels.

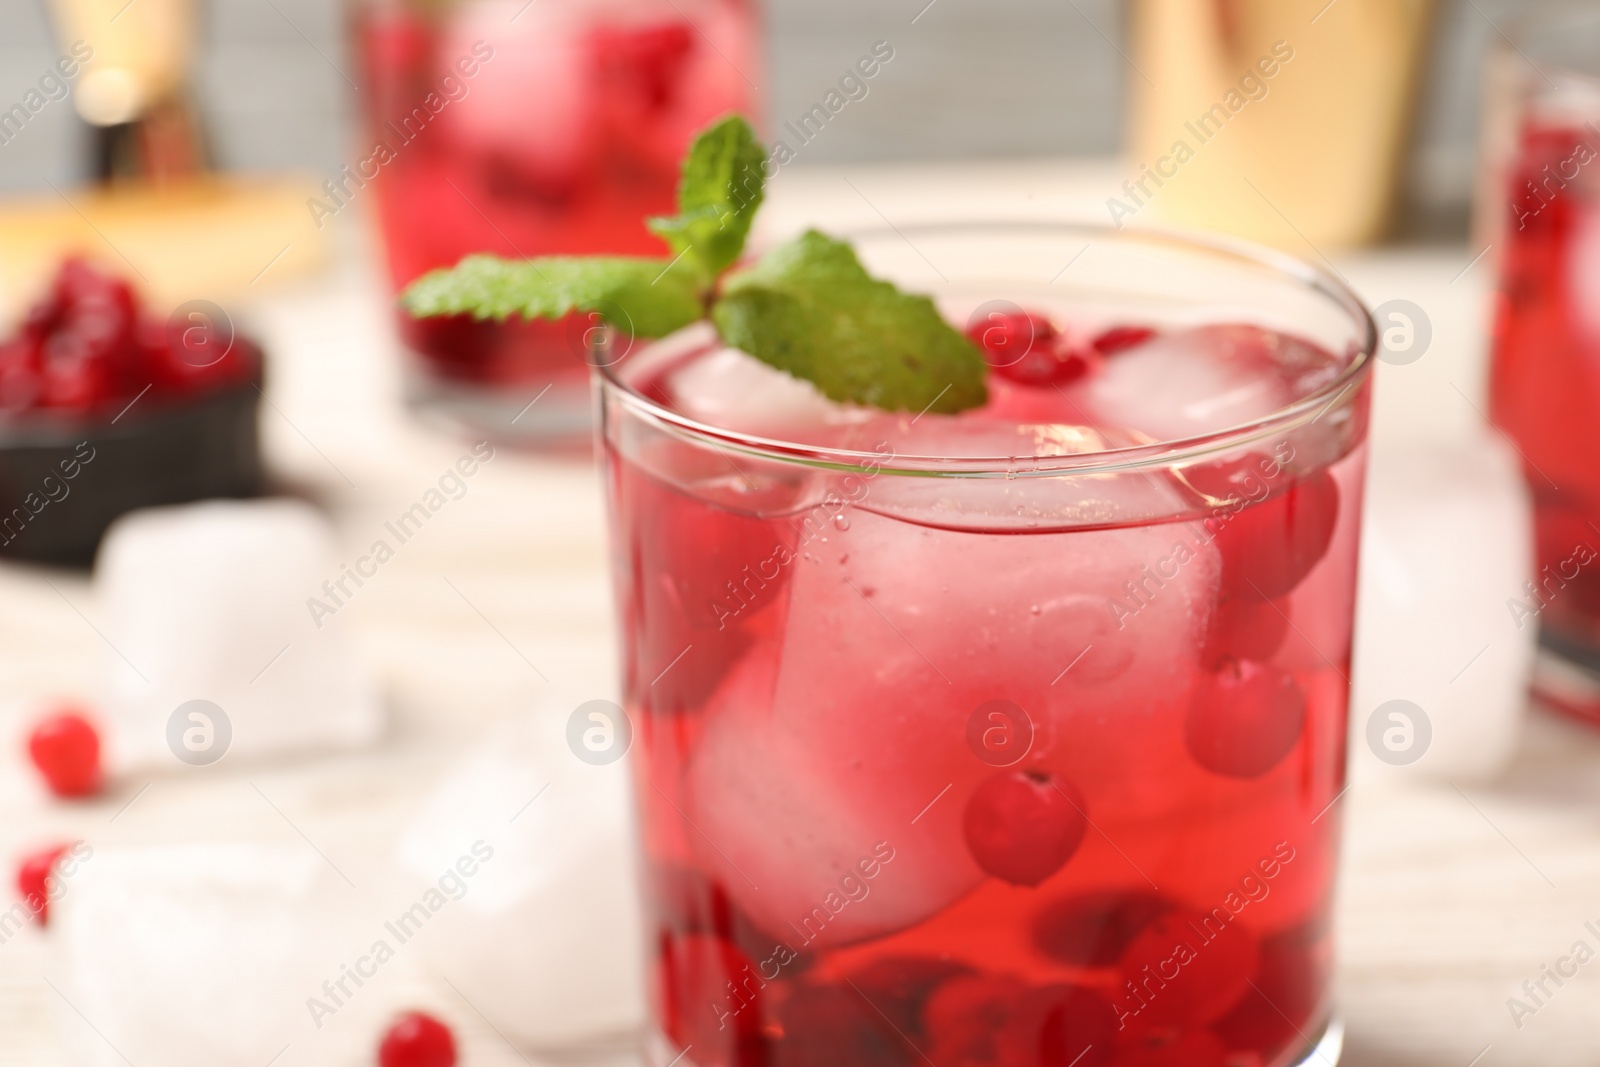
[
  {"left": 52, "top": 842, "right": 382, "bottom": 1067},
  {"left": 396, "top": 709, "right": 644, "bottom": 1048},
  {"left": 1351, "top": 432, "right": 1534, "bottom": 781},
  {"left": 1078, "top": 324, "right": 1336, "bottom": 442},
  {"left": 686, "top": 503, "right": 1220, "bottom": 947},
  {"left": 96, "top": 500, "right": 381, "bottom": 771}
]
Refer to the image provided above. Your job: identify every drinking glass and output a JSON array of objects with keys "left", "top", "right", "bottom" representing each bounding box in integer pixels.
[
  {"left": 1481, "top": 4, "right": 1600, "bottom": 723},
  {"left": 352, "top": 0, "right": 759, "bottom": 444},
  {"left": 599, "top": 223, "right": 1374, "bottom": 1067}
]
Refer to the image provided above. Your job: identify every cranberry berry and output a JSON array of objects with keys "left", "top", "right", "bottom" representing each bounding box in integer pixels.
[
  {"left": 962, "top": 769, "right": 1088, "bottom": 886},
  {"left": 1118, "top": 909, "right": 1258, "bottom": 1028},
  {"left": 27, "top": 709, "right": 102, "bottom": 798},
  {"left": 1033, "top": 890, "right": 1174, "bottom": 968},
  {"left": 1185, "top": 657, "right": 1306, "bottom": 779},
  {"left": 16, "top": 843, "right": 71, "bottom": 925},
  {"left": 378, "top": 1011, "right": 457, "bottom": 1067},
  {"left": 966, "top": 310, "right": 1093, "bottom": 386},
  {"left": 1189, "top": 457, "right": 1341, "bottom": 601}
]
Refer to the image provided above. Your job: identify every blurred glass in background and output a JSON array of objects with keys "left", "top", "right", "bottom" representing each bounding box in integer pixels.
[
  {"left": 1480, "top": 3, "right": 1600, "bottom": 723},
  {"left": 352, "top": 0, "right": 759, "bottom": 443}
]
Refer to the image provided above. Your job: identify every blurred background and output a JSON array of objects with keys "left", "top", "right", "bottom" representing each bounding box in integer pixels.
[
  {"left": 0, "top": 0, "right": 1516, "bottom": 220},
  {"left": 2, "top": 0, "right": 1600, "bottom": 1065}
]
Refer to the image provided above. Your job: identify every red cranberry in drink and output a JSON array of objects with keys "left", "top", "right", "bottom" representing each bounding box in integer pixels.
[
  {"left": 923, "top": 973, "right": 1028, "bottom": 1065},
  {"left": 377, "top": 1011, "right": 457, "bottom": 1067},
  {"left": 1202, "top": 595, "right": 1291, "bottom": 666},
  {"left": 27, "top": 709, "right": 102, "bottom": 798},
  {"left": 1033, "top": 891, "right": 1175, "bottom": 968},
  {"left": 1089, "top": 325, "right": 1156, "bottom": 356},
  {"left": 845, "top": 955, "right": 973, "bottom": 1039},
  {"left": 16, "top": 844, "right": 71, "bottom": 925},
  {"left": 1118, "top": 910, "right": 1259, "bottom": 1028},
  {"left": 966, "top": 310, "right": 1095, "bottom": 386},
  {"left": 655, "top": 933, "right": 767, "bottom": 1067},
  {"left": 773, "top": 981, "right": 915, "bottom": 1067},
  {"left": 1190, "top": 458, "right": 1341, "bottom": 601},
  {"left": 1212, "top": 926, "right": 1326, "bottom": 1057},
  {"left": 1185, "top": 658, "right": 1306, "bottom": 779},
  {"left": 1034, "top": 985, "right": 1118, "bottom": 1067},
  {"left": 968, "top": 309, "right": 1056, "bottom": 363},
  {"left": 1114, "top": 1027, "right": 1228, "bottom": 1067},
  {"left": 962, "top": 769, "right": 1088, "bottom": 887}
]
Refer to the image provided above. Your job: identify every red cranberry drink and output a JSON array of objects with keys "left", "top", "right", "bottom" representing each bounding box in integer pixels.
[
  {"left": 403, "top": 121, "right": 1375, "bottom": 1067},
  {"left": 355, "top": 0, "right": 757, "bottom": 439},
  {"left": 603, "top": 239, "right": 1372, "bottom": 1067},
  {"left": 1484, "top": 6, "right": 1600, "bottom": 719}
]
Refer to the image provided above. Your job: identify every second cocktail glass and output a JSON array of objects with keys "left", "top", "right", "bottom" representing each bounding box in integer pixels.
[{"left": 354, "top": 0, "right": 759, "bottom": 442}]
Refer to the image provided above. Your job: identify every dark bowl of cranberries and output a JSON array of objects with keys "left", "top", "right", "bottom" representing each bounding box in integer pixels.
[{"left": 0, "top": 258, "right": 263, "bottom": 566}]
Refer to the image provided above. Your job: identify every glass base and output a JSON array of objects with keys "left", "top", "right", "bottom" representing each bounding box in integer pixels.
[
  {"left": 1531, "top": 630, "right": 1600, "bottom": 727},
  {"left": 403, "top": 361, "right": 594, "bottom": 449},
  {"left": 643, "top": 1017, "right": 1343, "bottom": 1067},
  {"left": 1290, "top": 1017, "right": 1344, "bottom": 1067}
]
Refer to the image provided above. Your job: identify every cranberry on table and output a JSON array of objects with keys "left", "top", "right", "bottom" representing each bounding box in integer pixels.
[
  {"left": 1117, "top": 910, "right": 1259, "bottom": 1028},
  {"left": 1184, "top": 657, "right": 1306, "bottom": 779},
  {"left": 962, "top": 769, "right": 1089, "bottom": 887},
  {"left": 16, "top": 843, "right": 71, "bottom": 925},
  {"left": 27, "top": 709, "right": 102, "bottom": 798},
  {"left": 378, "top": 1011, "right": 457, "bottom": 1067}
]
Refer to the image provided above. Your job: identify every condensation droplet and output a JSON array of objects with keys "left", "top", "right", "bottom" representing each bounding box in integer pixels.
[
  {"left": 1030, "top": 604, "right": 1042, "bottom": 616},
  {"left": 832, "top": 514, "right": 851, "bottom": 531}
]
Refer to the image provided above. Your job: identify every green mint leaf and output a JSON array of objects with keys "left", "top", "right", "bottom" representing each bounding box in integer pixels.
[
  {"left": 647, "top": 114, "right": 766, "bottom": 283},
  {"left": 401, "top": 254, "right": 704, "bottom": 337},
  {"left": 710, "top": 230, "right": 988, "bottom": 414}
]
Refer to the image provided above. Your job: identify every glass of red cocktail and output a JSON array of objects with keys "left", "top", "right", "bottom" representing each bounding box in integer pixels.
[{"left": 599, "top": 223, "right": 1374, "bottom": 1067}]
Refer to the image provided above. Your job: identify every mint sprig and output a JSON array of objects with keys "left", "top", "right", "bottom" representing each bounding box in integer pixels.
[
  {"left": 647, "top": 114, "right": 766, "bottom": 284},
  {"left": 402, "top": 254, "right": 703, "bottom": 338},
  {"left": 401, "top": 115, "right": 988, "bottom": 415},
  {"left": 714, "top": 231, "right": 987, "bottom": 414}
]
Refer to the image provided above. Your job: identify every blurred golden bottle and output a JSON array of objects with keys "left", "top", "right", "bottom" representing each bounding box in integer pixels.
[{"left": 1127, "top": 0, "right": 1434, "bottom": 249}]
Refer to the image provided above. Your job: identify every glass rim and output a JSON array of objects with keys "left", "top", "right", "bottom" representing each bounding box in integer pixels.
[{"left": 595, "top": 220, "right": 1376, "bottom": 478}]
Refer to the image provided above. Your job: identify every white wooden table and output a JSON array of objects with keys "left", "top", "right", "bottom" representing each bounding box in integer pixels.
[{"left": 1, "top": 159, "right": 1596, "bottom": 1066}]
